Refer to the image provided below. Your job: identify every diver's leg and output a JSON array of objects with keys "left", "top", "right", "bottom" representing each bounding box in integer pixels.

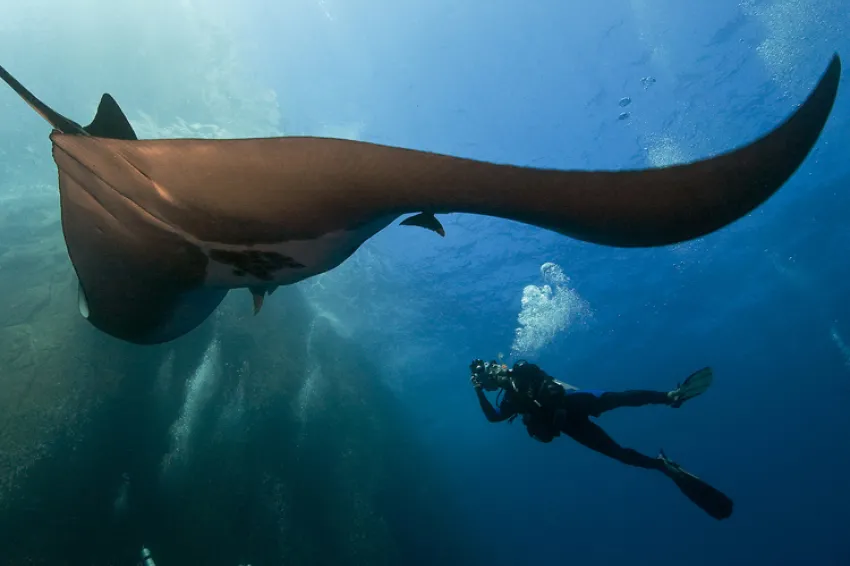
[
  {"left": 561, "top": 417, "right": 664, "bottom": 471},
  {"left": 563, "top": 389, "right": 671, "bottom": 417}
]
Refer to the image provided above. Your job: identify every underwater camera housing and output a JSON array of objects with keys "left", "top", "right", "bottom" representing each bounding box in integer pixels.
[{"left": 470, "top": 359, "right": 509, "bottom": 391}]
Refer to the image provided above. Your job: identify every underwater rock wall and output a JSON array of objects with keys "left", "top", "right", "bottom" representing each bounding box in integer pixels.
[
  {"left": 0, "top": 196, "right": 470, "bottom": 564},
  {"left": 0, "top": 189, "right": 125, "bottom": 510}
]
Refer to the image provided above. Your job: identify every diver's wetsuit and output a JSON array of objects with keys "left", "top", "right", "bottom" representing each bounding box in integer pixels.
[
  {"left": 475, "top": 386, "right": 671, "bottom": 470},
  {"left": 473, "top": 362, "right": 735, "bottom": 521}
]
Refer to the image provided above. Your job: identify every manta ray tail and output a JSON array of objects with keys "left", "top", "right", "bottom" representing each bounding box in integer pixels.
[
  {"left": 0, "top": 63, "right": 136, "bottom": 139},
  {"left": 0, "top": 63, "right": 85, "bottom": 134}
]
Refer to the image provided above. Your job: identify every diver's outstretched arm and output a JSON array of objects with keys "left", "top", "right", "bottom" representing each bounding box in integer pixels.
[{"left": 474, "top": 389, "right": 515, "bottom": 423}]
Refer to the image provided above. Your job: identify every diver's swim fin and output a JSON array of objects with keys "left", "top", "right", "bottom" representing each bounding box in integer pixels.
[
  {"left": 670, "top": 367, "right": 713, "bottom": 408},
  {"left": 658, "top": 450, "right": 733, "bottom": 520}
]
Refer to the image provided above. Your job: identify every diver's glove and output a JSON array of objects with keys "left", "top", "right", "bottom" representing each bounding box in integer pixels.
[
  {"left": 469, "top": 359, "right": 486, "bottom": 390},
  {"left": 470, "top": 359, "right": 485, "bottom": 374},
  {"left": 470, "top": 374, "right": 484, "bottom": 390}
]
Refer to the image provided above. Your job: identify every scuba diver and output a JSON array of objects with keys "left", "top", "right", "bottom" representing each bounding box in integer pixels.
[{"left": 469, "top": 358, "right": 733, "bottom": 520}]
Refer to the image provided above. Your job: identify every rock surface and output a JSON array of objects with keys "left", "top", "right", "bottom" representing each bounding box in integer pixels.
[{"left": 0, "top": 196, "right": 471, "bottom": 565}]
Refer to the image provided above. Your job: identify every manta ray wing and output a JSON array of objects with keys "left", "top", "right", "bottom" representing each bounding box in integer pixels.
[
  {"left": 51, "top": 54, "right": 841, "bottom": 250},
  {"left": 0, "top": 63, "right": 227, "bottom": 343},
  {"left": 57, "top": 155, "right": 227, "bottom": 344}
]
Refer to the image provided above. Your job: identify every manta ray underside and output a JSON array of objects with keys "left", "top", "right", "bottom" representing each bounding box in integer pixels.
[{"left": 0, "top": 55, "right": 842, "bottom": 345}]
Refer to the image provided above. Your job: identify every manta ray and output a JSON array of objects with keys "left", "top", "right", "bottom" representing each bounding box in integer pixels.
[{"left": 0, "top": 55, "right": 842, "bottom": 345}]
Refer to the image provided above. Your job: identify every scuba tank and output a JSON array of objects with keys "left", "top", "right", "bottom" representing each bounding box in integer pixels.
[
  {"left": 510, "top": 361, "right": 564, "bottom": 406},
  {"left": 510, "top": 361, "right": 567, "bottom": 442}
]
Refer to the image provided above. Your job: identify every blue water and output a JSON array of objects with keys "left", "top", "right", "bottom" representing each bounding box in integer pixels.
[
  {"left": 260, "top": 0, "right": 850, "bottom": 563},
  {"left": 1, "top": 0, "right": 849, "bottom": 564}
]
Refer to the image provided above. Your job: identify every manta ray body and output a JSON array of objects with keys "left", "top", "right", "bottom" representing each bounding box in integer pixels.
[{"left": 0, "top": 55, "right": 842, "bottom": 344}]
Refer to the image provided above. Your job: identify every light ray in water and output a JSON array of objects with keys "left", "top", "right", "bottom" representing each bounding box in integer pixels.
[
  {"left": 829, "top": 323, "right": 850, "bottom": 372},
  {"left": 161, "top": 336, "right": 222, "bottom": 474}
]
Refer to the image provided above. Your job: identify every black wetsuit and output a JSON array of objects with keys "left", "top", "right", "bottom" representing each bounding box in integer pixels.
[{"left": 475, "top": 374, "right": 672, "bottom": 471}]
